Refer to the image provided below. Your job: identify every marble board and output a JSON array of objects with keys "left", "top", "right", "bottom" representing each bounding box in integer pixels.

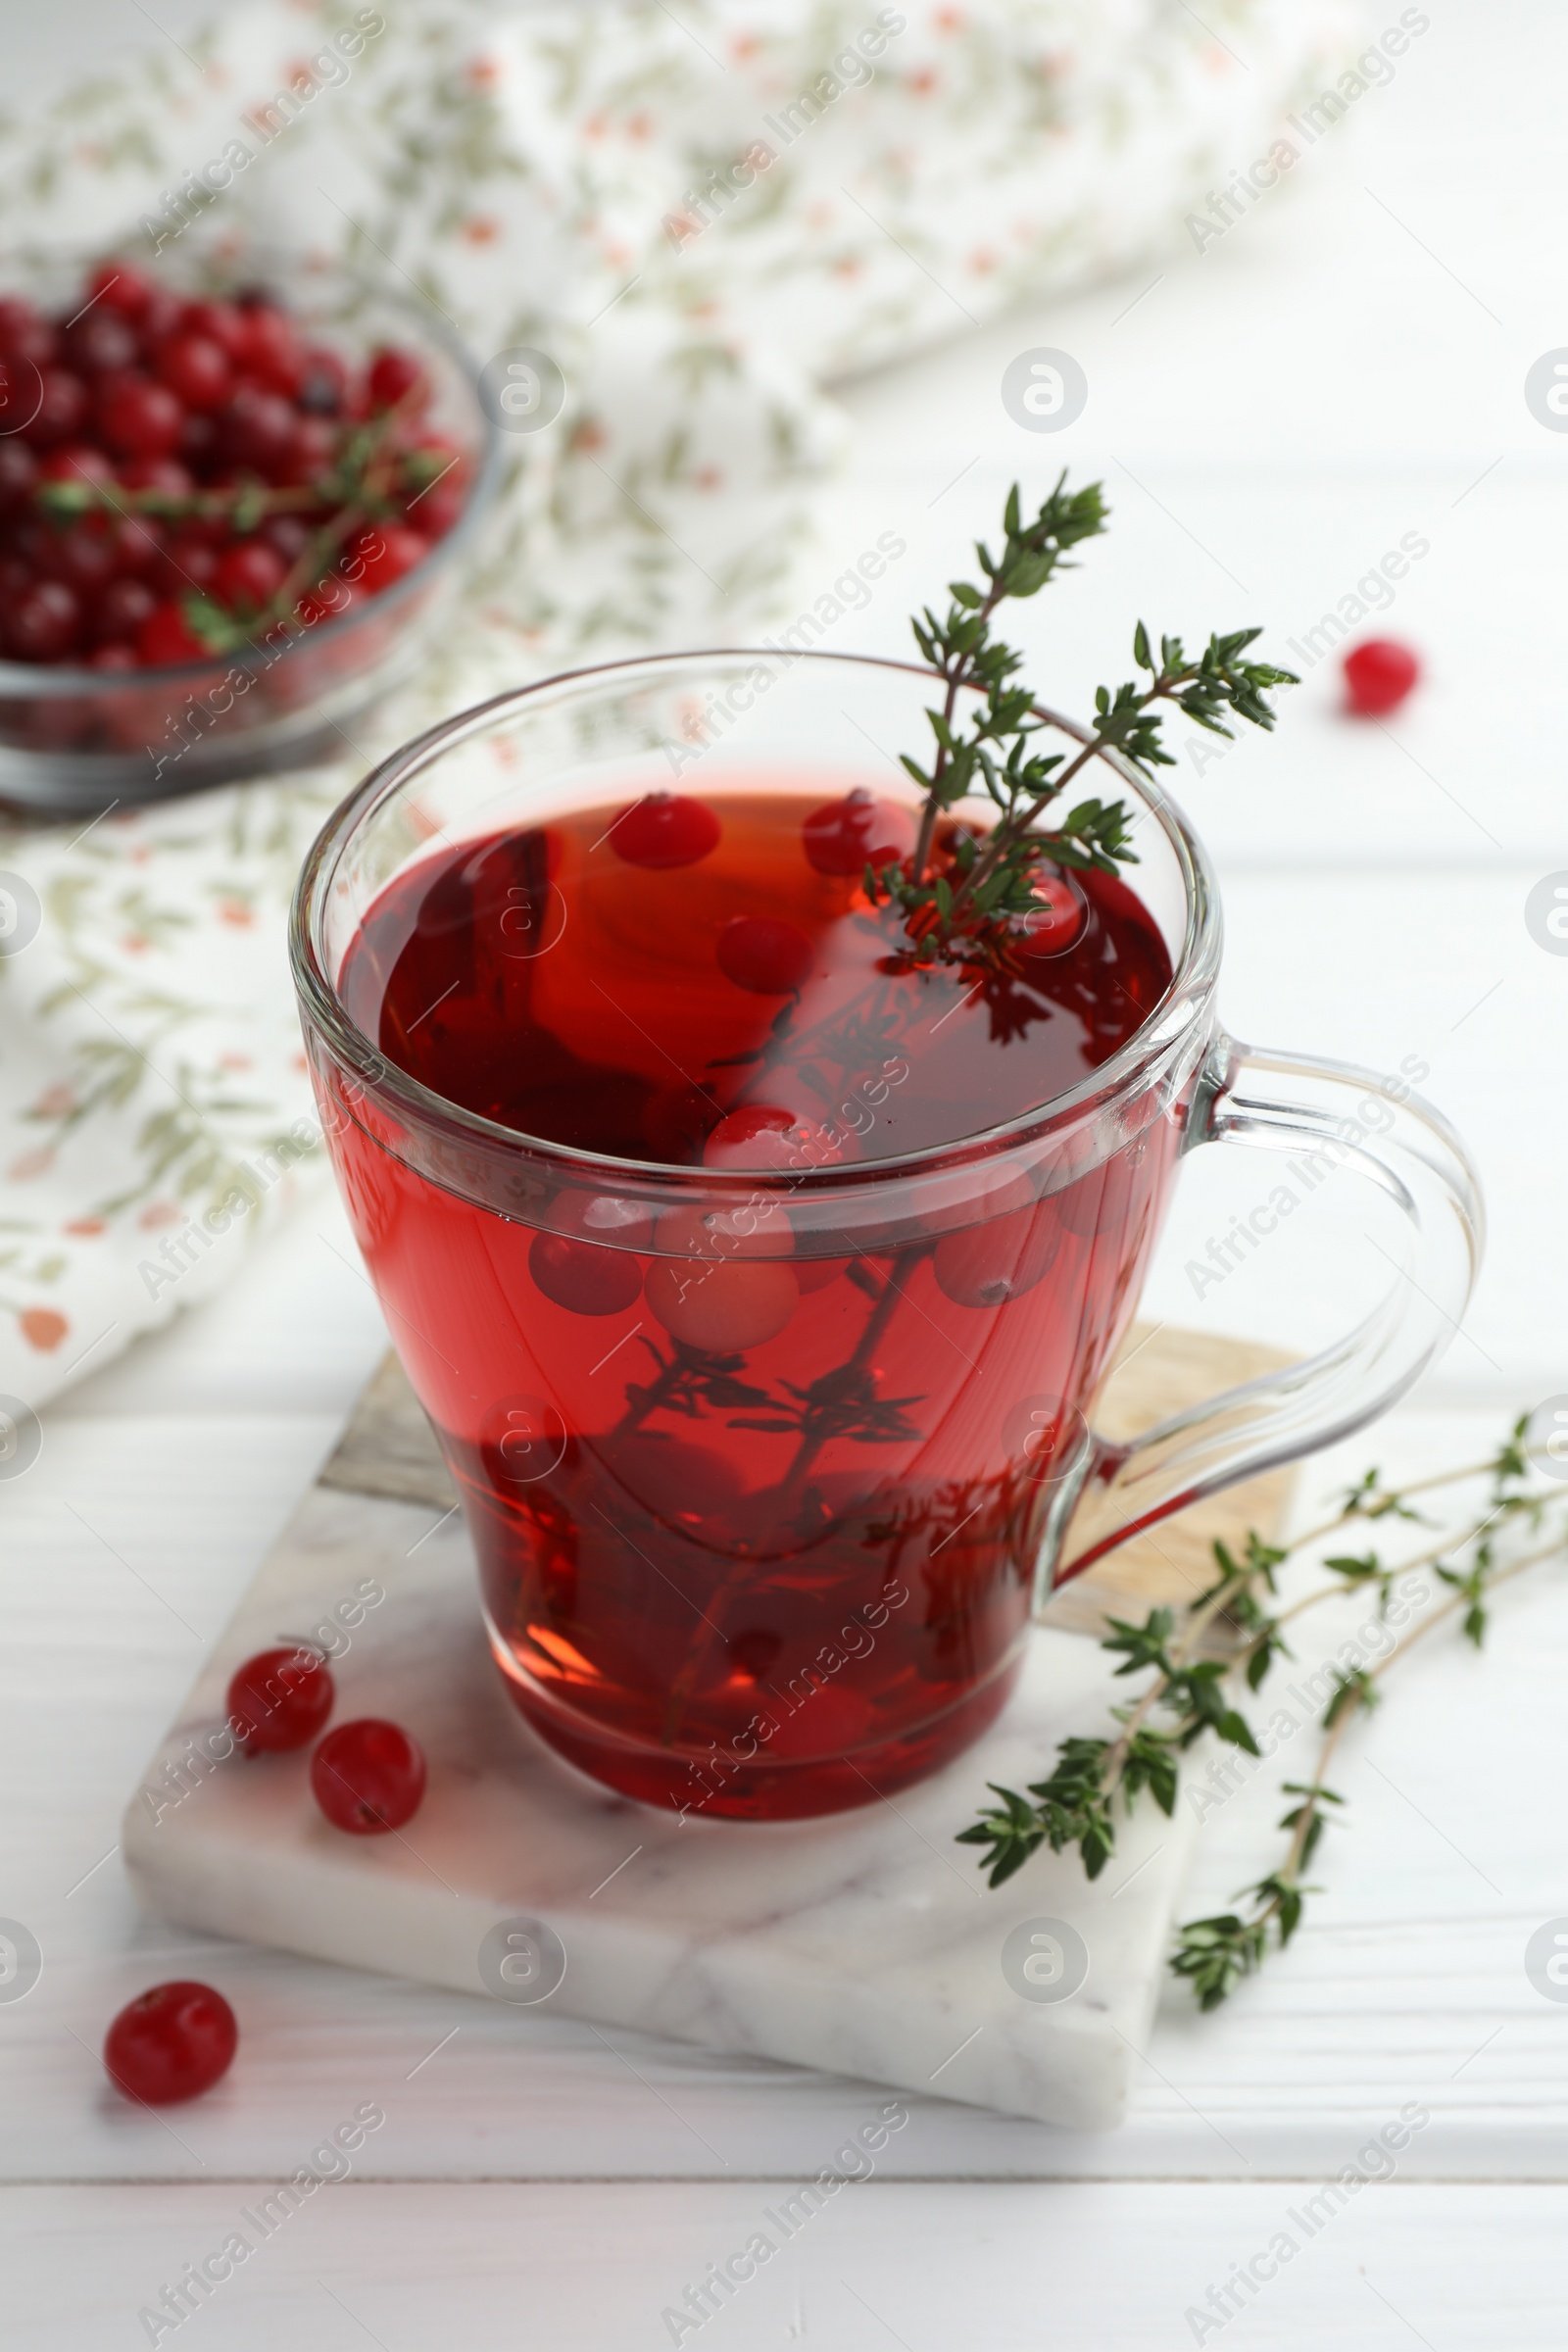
[{"left": 122, "top": 1329, "right": 1291, "bottom": 2132}]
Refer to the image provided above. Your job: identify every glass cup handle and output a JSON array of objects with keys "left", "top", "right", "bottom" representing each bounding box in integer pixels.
[{"left": 1043, "top": 1030, "right": 1485, "bottom": 1596}]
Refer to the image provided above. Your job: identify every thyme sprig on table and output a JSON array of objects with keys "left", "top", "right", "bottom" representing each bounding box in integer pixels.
[
  {"left": 878, "top": 477, "right": 1297, "bottom": 966},
  {"left": 957, "top": 1418, "right": 1565, "bottom": 2007}
]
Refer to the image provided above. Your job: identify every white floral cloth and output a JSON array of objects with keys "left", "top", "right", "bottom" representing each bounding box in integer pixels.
[{"left": 0, "top": 0, "right": 1357, "bottom": 1407}]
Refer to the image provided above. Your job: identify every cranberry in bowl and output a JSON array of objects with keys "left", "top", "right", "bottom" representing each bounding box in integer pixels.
[{"left": 0, "top": 245, "right": 501, "bottom": 816}]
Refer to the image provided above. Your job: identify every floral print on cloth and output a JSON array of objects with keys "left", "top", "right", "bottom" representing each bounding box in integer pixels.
[{"left": 0, "top": 0, "right": 1358, "bottom": 1408}]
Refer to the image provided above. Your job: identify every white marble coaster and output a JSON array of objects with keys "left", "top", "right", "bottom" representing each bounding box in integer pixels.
[{"left": 122, "top": 1370, "right": 1208, "bottom": 2132}]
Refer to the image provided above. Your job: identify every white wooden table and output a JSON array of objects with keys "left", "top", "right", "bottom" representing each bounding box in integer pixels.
[{"left": 7, "top": 3, "right": 1568, "bottom": 2341}]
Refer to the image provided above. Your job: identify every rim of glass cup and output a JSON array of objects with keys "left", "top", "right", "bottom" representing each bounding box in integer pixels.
[
  {"left": 0, "top": 242, "right": 505, "bottom": 697},
  {"left": 290, "top": 648, "right": 1224, "bottom": 1192}
]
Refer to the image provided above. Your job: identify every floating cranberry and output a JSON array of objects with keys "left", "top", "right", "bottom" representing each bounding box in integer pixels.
[
  {"left": 609, "top": 792, "right": 720, "bottom": 869},
  {"left": 137, "top": 601, "right": 209, "bottom": 667},
  {"left": 311, "top": 1719, "right": 427, "bottom": 1835},
  {"left": 157, "top": 333, "right": 231, "bottom": 413},
  {"left": 1015, "top": 875, "right": 1085, "bottom": 960},
  {"left": 100, "top": 376, "right": 183, "bottom": 460},
  {"left": 213, "top": 540, "right": 286, "bottom": 614},
  {"left": 368, "top": 345, "right": 429, "bottom": 410},
  {"left": 24, "top": 368, "right": 89, "bottom": 448},
  {"left": 95, "top": 577, "right": 157, "bottom": 646},
  {"left": 7, "top": 579, "right": 81, "bottom": 662},
  {"left": 89, "top": 644, "right": 137, "bottom": 672},
  {"left": 703, "top": 1104, "right": 845, "bottom": 1173},
  {"left": 351, "top": 525, "right": 428, "bottom": 595},
  {"left": 529, "top": 1230, "right": 645, "bottom": 1316},
  {"left": 653, "top": 1200, "right": 794, "bottom": 1261},
  {"left": 933, "top": 1179, "right": 1056, "bottom": 1309},
  {"left": 226, "top": 1643, "right": 335, "bottom": 1752},
  {"left": 1344, "top": 638, "right": 1420, "bottom": 717},
  {"left": 104, "top": 1982, "right": 237, "bottom": 2106},
  {"left": 644, "top": 1251, "right": 798, "bottom": 1353},
  {"left": 802, "top": 787, "right": 915, "bottom": 877},
  {"left": 715, "top": 914, "right": 815, "bottom": 996}
]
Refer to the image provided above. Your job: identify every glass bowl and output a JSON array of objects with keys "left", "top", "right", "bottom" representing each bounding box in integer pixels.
[{"left": 0, "top": 241, "right": 503, "bottom": 819}]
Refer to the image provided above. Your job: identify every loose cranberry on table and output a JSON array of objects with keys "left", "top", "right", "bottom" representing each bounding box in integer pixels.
[
  {"left": 226, "top": 1643, "right": 336, "bottom": 1752},
  {"left": 311, "top": 1719, "right": 427, "bottom": 1835},
  {"left": 103, "top": 1981, "right": 237, "bottom": 2106},
  {"left": 1344, "top": 637, "right": 1421, "bottom": 716}
]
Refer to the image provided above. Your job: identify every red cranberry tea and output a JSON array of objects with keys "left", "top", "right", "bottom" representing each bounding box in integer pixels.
[{"left": 325, "top": 784, "right": 1178, "bottom": 1818}]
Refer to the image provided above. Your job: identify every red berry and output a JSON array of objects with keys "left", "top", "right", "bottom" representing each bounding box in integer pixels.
[
  {"left": 133, "top": 288, "right": 185, "bottom": 355},
  {"left": 95, "top": 576, "right": 157, "bottom": 646},
  {"left": 88, "top": 262, "right": 155, "bottom": 319},
  {"left": 297, "top": 348, "right": 347, "bottom": 415},
  {"left": 24, "top": 369, "right": 89, "bottom": 448},
  {"left": 1014, "top": 875, "right": 1085, "bottom": 960},
  {"left": 104, "top": 1981, "right": 237, "bottom": 2105},
  {"left": 311, "top": 1719, "right": 426, "bottom": 1835},
  {"left": 529, "top": 1230, "right": 645, "bottom": 1316},
  {"left": 0, "top": 298, "right": 56, "bottom": 368},
  {"left": 101, "top": 376, "right": 184, "bottom": 460},
  {"left": 716, "top": 914, "right": 815, "bottom": 995},
  {"left": 218, "top": 384, "right": 295, "bottom": 469},
  {"left": 412, "top": 478, "right": 466, "bottom": 538},
  {"left": 1344, "top": 638, "right": 1420, "bottom": 717},
  {"left": 36, "top": 442, "right": 116, "bottom": 489},
  {"left": 226, "top": 1643, "right": 335, "bottom": 1751},
  {"left": 157, "top": 334, "right": 231, "bottom": 413},
  {"left": 111, "top": 513, "right": 168, "bottom": 576},
  {"left": 178, "top": 411, "right": 218, "bottom": 472},
  {"left": 160, "top": 536, "right": 220, "bottom": 594},
  {"left": 7, "top": 579, "right": 81, "bottom": 662},
  {"left": 50, "top": 521, "right": 117, "bottom": 600},
  {"left": 236, "top": 305, "right": 303, "bottom": 395},
  {"left": 271, "top": 414, "right": 338, "bottom": 490},
  {"left": 702, "top": 1104, "right": 847, "bottom": 1172},
  {"left": 801, "top": 788, "right": 914, "bottom": 878},
  {"left": 88, "top": 644, "right": 137, "bottom": 672},
  {"left": 0, "top": 440, "right": 37, "bottom": 510},
  {"left": 177, "top": 299, "right": 248, "bottom": 361},
  {"left": 610, "top": 792, "right": 720, "bottom": 868},
  {"left": 118, "top": 455, "right": 192, "bottom": 498},
  {"left": 65, "top": 311, "right": 138, "bottom": 377},
  {"left": 213, "top": 539, "right": 286, "bottom": 614},
  {"left": 137, "top": 601, "right": 209, "bottom": 667},
  {"left": 350, "top": 524, "right": 428, "bottom": 596},
  {"left": 368, "top": 346, "right": 429, "bottom": 411}
]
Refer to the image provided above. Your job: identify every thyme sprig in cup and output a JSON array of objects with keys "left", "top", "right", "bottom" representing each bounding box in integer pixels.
[{"left": 866, "top": 477, "right": 1295, "bottom": 974}]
